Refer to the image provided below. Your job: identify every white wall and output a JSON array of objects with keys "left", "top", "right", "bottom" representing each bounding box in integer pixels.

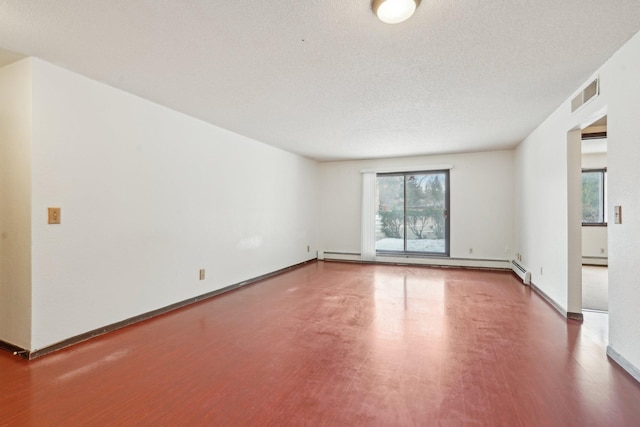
[
  {"left": 582, "top": 152, "right": 607, "bottom": 169},
  {"left": 28, "top": 59, "right": 318, "bottom": 350},
  {"left": 318, "top": 150, "right": 514, "bottom": 262},
  {"left": 583, "top": 226, "right": 607, "bottom": 260},
  {"left": 515, "top": 111, "right": 567, "bottom": 310},
  {"left": 581, "top": 152, "right": 608, "bottom": 261},
  {"left": 513, "top": 86, "right": 606, "bottom": 314},
  {"left": 514, "top": 29, "right": 640, "bottom": 373},
  {"left": 603, "top": 31, "right": 640, "bottom": 374},
  {"left": 0, "top": 59, "right": 32, "bottom": 348}
]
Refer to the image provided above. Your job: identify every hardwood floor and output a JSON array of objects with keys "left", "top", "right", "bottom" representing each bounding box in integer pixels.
[{"left": 1, "top": 261, "right": 639, "bottom": 426}]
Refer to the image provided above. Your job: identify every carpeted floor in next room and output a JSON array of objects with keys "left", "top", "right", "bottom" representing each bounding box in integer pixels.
[{"left": 582, "top": 265, "right": 608, "bottom": 312}]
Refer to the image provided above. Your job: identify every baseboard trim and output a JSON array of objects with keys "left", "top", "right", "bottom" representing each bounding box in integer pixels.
[
  {"left": 566, "top": 311, "right": 584, "bottom": 321},
  {"left": 319, "top": 251, "right": 361, "bottom": 261},
  {"left": 6, "top": 258, "right": 317, "bottom": 360},
  {"left": 320, "top": 260, "right": 510, "bottom": 275},
  {"left": 607, "top": 345, "right": 640, "bottom": 384},
  {"left": 321, "top": 251, "right": 510, "bottom": 270},
  {"left": 0, "top": 339, "right": 28, "bottom": 358},
  {"left": 582, "top": 256, "right": 608, "bottom": 266},
  {"left": 529, "top": 280, "right": 583, "bottom": 322}
]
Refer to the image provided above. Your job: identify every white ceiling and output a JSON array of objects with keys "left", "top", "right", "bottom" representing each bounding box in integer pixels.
[{"left": 1, "top": 1, "right": 639, "bottom": 161}]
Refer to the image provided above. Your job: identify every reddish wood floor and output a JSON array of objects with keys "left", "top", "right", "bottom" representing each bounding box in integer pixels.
[{"left": 2, "top": 262, "right": 640, "bottom": 426}]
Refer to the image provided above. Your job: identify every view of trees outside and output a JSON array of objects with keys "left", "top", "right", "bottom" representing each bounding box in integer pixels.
[
  {"left": 375, "top": 172, "right": 447, "bottom": 253},
  {"left": 376, "top": 175, "right": 404, "bottom": 242},
  {"left": 582, "top": 170, "right": 605, "bottom": 223}
]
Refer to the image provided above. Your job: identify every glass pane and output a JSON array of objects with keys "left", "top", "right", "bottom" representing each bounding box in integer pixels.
[
  {"left": 603, "top": 172, "right": 607, "bottom": 223},
  {"left": 582, "top": 171, "right": 604, "bottom": 223},
  {"left": 375, "top": 175, "right": 405, "bottom": 251},
  {"left": 405, "top": 173, "right": 446, "bottom": 253}
]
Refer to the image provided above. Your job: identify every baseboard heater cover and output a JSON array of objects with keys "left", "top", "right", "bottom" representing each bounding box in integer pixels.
[
  {"left": 320, "top": 250, "right": 510, "bottom": 270},
  {"left": 511, "top": 259, "right": 531, "bottom": 285}
]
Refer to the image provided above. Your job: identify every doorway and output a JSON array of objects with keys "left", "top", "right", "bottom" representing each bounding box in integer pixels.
[{"left": 581, "top": 116, "right": 608, "bottom": 313}]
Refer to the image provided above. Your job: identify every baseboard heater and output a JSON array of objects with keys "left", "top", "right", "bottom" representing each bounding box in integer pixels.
[
  {"left": 319, "top": 250, "right": 511, "bottom": 270},
  {"left": 511, "top": 259, "right": 531, "bottom": 285}
]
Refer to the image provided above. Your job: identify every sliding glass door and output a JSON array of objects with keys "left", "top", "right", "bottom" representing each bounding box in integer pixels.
[{"left": 375, "top": 170, "right": 449, "bottom": 256}]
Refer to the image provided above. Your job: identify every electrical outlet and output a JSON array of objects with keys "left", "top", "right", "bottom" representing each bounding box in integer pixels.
[
  {"left": 48, "top": 207, "right": 61, "bottom": 224},
  {"left": 600, "top": 248, "right": 605, "bottom": 254},
  {"left": 307, "top": 245, "right": 310, "bottom": 253},
  {"left": 468, "top": 248, "right": 473, "bottom": 254},
  {"left": 540, "top": 267, "right": 543, "bottom": 275},
  {"left": 199, "top": 269, "right": 205, "bottom": 280}
]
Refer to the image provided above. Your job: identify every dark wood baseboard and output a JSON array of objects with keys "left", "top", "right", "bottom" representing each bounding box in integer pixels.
[
  {"left": 0, "top": 339, "right": 28, "bottom": 357},
  {"left": 4, "top": 258, "right": 317, "bottom": 360},
  {"left": 567, "top": 311, "right": 584, "bottom": 321},
  {"left": 529, "top": 280, "right": 583, "bottom": 322}
]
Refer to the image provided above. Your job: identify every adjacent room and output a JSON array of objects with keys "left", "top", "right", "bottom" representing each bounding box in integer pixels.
[
  {"left": 581, "top": 116, "right": 608, "bottom": 313},
  {"left": 2, "top": 1, "right": 640, "bottom": 425}
]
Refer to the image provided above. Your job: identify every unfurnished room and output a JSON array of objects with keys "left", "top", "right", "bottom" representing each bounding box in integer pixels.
[{"left": 2, "top": 1, "right": 640, "bottom": 425}]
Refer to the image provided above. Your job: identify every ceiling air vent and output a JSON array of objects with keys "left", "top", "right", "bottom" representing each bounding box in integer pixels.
[{"left": 571, "top": 77, "right": 599, "bottom": 113}]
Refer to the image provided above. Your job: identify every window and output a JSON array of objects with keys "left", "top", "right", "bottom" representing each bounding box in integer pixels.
[
  {"left": 375, "top": 170, "right": 450, "bottom": 256},
  {"left": 582, "top": 168, "right": 607, "bottom": 225}
]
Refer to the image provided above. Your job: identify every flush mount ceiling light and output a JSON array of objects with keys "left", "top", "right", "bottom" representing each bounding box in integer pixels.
[{"left": 372, "top": 0, "right": 420, "bottom": 24}]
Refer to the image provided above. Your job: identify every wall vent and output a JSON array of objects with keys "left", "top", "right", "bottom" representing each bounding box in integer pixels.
[
  {"left": 511, "top": 259, "right": 531, "bottom": 285},
  {"left": 571, "top": 77, "right": 599, "bottom": 113}
]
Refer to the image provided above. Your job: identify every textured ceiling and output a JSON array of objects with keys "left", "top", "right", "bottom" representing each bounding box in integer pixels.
[{"left": 1, "top": 1, "right": 639, "bottom": 161}]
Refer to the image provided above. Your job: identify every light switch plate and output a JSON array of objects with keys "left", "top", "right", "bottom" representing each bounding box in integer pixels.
[{"left": 48, "top": 207, "right": 61, "bottom": 224}]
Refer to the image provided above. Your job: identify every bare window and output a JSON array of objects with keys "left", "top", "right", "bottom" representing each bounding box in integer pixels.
[
  {"left": 582, "top": 169, "right": 606, "bottom": 225},
  {"left": 375, "top": 171, "right": 450, "bottom": 256}
]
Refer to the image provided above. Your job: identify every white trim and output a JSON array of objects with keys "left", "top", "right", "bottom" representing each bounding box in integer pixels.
[
  {"left": 361, "top": 164, "right": 453, "bottom": 174},
  {"left": 375, "top": 256, "right": 508, "bottom": 269},
  {"left": 607, "top": 345, "right": 640, "bottom": 384},
  {"left": 322, "top": 252, "right": 363, "bottom": 262},
  {"left": 582, "top": 256, "right": 608, "bottom": 266},
  {"left": 321, "top": 251, "right": 510, "bottom": 269}
]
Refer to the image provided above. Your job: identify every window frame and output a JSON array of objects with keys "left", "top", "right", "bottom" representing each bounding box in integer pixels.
[
  {"left": 581, "top": 167, "right": 607, "bottom": 227},
  {"left": 375, "top": 169, "right": 450, "bottom": 257}
]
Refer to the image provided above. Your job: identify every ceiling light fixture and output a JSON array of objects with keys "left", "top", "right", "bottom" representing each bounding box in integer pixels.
[{"left": 372, "top": 0, "right": 420, "bottom": 24}]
